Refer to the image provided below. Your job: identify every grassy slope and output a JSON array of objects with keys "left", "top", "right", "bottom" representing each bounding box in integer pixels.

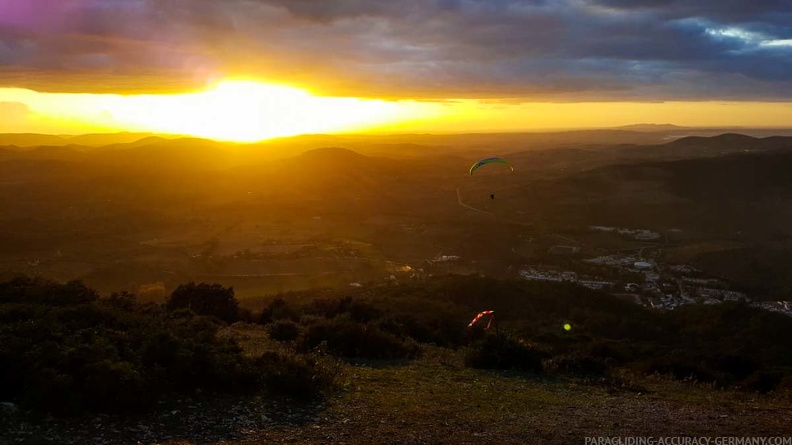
[
  {"left": 4, "top": 327, "right": 790, "bottom": 445},
  {"left": 229, "top": 334, "right": 792, "bottom": 445}
]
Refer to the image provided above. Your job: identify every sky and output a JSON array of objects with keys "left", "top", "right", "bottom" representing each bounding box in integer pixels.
[{"left": 1, "top": 0, "right": 791, "bottom": 140}]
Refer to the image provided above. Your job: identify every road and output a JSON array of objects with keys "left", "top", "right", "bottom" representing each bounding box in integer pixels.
[{"left": 455, "top": 186, "right": 494, "bottom": 215}]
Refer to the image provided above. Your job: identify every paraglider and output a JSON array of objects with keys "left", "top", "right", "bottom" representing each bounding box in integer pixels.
[
  {"left": 469, "top": 157, "right": 513, "bottom": 176},
  {"left": 466, "top": 310, "right": 498, "bottom": 343},
  {"left": 467, "top": 310, "right": 496, "bottom": 330},
  {"left": 468, "top": 158, "right": 513, "bottom": 201}
]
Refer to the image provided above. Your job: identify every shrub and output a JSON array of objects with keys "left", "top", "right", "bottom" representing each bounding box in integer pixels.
[
  {"left": 712, "top": 353, "right": 758, "bottom": 380},
  {"left": 79, "top": 360, "right": 150, "bottom": 412},
  {"left": 299, "top": 317, "right": 420, "bottom": 359},
  {"left": 236, "top": 307, "right": 255, "bottom": 323},
  {"left": 741, "top": 368, "right": 788, "bottom": 394},
  {"left": 268, "top": 320, "right": 301, "bottom": 342},
  {"left": 19, "top": 369, "right": 80, "bottom": 415},
  {"left": 0, "top": 276, "right": 99, "bottom": 306},
  {"left": 347, "top": 300, "right": 383, "bottom": 323},
  {"left": 105, "top": 291, "right": 136, "bottom": 312},
  {"left": 544, "top": 352, "right": 611, "bottom": 377},
  {"left": 0, "top": 277, "right": 259, "bottom": 415},
  {"left": 378, "top": 312, "right": 467, "bottom": 347},
  {"left": 464, "top": 334, "right": 543, "bottom": 373},
  {"left": 258, "top": 297, "right": 298, "bottom": 324},
  {"left": 255, "top": 350, "right": 341, "bottom": 400},
  {"left": 584, "top": 340, "right": 633, "bottom": 365},
  {"left": 304, "top": 296, "right": 353, "bottom": 319},
  {"left": 166, "top": 282, "right": 239, "bottom": 323},
  {"left": 638, "top": 357, "right": 717, "bottom": 384}
]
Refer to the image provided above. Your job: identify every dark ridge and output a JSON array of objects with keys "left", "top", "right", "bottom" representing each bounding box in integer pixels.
[
  {"left": 65, "top": 132, "right": 167, "bottom": 146},
  {"left": 0, "top": 133, "right": 68, "bottom": 147},
  {"left": 616, "top": 123, "right": 688, "bottom": 131},
  {"left": 668, "top": 133, "right": 757, "bottom": 147},
  {"left": 710, "top": 133, "right": 758, "bottom": 142},
  {"left": 297, "top": 146, "right": 369, "bottom": 162},
  {"left": 299, "top": 146, "right": 365, "bottom": 156}
]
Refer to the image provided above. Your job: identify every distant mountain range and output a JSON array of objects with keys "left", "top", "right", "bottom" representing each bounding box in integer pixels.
[
  {"left": 613, "top": 123, "right": 689, "bottom": 131},
  {"left": 3, "top": 126, "right": 792, "bottom": 150},
  {"left": 0, "top": 132, "right": 180, "bottom": 147}
]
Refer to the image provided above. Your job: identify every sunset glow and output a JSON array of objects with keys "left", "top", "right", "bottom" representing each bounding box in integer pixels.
[
  {"left": 3, "top": 83, "right": 792, "bottom": 140},
  {"left": 0, "top": 80, "right": 447, "bottom": 141},
  {"left": 0, "top": 0, "right": 790, "bottom": 138}
]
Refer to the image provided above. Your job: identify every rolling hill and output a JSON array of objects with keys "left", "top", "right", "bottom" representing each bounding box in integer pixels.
[{"left": 2, "top": 131, "right": 792, "bottom": 299}]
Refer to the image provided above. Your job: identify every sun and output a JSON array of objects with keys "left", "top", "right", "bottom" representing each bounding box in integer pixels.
[{"left": 105, "top": 80, "right": 422, "bottom": 142}]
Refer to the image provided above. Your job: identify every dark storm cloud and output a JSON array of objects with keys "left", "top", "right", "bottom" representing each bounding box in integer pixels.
[{"left": 0, "top": 0, "right": 790, "bottom": 100}]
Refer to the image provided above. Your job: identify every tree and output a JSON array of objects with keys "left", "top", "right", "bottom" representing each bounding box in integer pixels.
[{"left": 166, "top": 282, "right": 239, "bottom": 322}]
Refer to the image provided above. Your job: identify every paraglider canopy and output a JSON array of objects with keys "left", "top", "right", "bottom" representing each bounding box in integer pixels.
[
  {"left": 469, "top": 157, "right": 514, "bottom": 175},
  {"left": 468, "top": 310, "right": 496, "bottom": 330}
]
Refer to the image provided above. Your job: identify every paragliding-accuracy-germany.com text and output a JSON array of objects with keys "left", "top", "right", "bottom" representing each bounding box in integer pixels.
[{"left": 584, "top": 437, "right": 792, "bottom": 445}]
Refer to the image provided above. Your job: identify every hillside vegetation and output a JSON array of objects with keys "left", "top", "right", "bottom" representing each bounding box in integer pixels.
[
  {"left": 2, "top": 274, "right": 791, "bottom": 417},
  {"left": 2, "top": 274, "right": 791, "bottom": 443}
]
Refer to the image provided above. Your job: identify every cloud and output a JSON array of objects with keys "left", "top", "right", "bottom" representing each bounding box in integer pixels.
[{"left": 0, "top": 0, "right": 790, "bottom": 100}]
